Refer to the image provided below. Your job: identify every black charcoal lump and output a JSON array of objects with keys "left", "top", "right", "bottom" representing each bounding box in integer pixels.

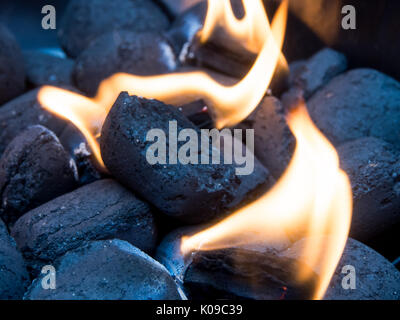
[
  {"left": 308, "top": 69, "right": 400, "bottom": 148},
  {"left": 0, "top": 88, "right": 68, "bottom": 156},
  {"left": 281, "top": 237, "right": 400, "bottom": 300},
  {"left": 0, "top": 125, "right": 77, "bottom": 225},
  {"left": 101, "top": 92, "right": 273, "bottom": 223},
  {"left": 0, "top": 24, "right": 25, "bottom": 105},
  {"left": 237, "top": 96, "right": 295, "bottom": 179},
  {"left": 184, "top": 248, "right": 317, "bottom": 300},
  {"left": 73, "top": 30, "right": 177, "bottom": 96},
  {"left": 11, "top": 179, "right": 157, "bottom": 272},
  {"left": 289, "top": 48, "right": 348, "bottom": 98},
  {"left": 24, "top": 240, "right": 181, "bottom": 300},
  {"left": 58, "top": 0, "right": 170, "bottom": 57},
  {"left": 338, "top": 137, "right": 400, "bottom": 240},
  {"left": 0, "top": 219, "right": 29, "bottom": 299},
  {"left": 23, "top": 51, "right": 74, "bottom": 87}
]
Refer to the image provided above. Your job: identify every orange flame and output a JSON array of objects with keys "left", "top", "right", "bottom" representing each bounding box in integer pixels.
[
  {"left": 38, "top": 0, "right": 288, "bottom": 168},
  {"left": 181, "top": 102, "right": 353, "bottom": 300},
  {"left": 37, "top": 0, "right": 352, "bottom": 299}
]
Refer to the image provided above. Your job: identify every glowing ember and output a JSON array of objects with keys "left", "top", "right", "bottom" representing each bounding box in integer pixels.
[{"left": 181, "top": 102, "right": 353, "bottom": 300}]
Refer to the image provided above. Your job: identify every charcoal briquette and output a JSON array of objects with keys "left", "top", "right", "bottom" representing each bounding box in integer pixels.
[
  {"left": 281, "top": 237, "right": 400, "bottom": 300},
  {"left": 0, "top": 24, "right": 25, "bottom": 105},
  {"left": 289, "top": 48, "right": 348, "bottom": 98},
  {"left": 308, "top": 69, "right": 400, "bottom": 148},
  {"left": 58, "top": 0, "right": 170, "bottom": 57},
  {"left": 73, "top": 30, "right": 177, "bottom": 96},
  {"left": 23, "top": 50, "right": 74, "bottom": 88},
  {"left": 0, "top": 219, "right": 29, "bottom": 299},
  {"left": 184, "top": 248, "right": 318, "bottom": 300},
  {"left": 24, "top": 239, "right": 181, "bottom": 300},
  {"left": 338, "top": 137, "right": 400, "bottom": 240},
  {"left": 11, "top": 179, "right": 157, "bottom": 273},
  {"left": 0, "top": 88, "right": 68, "bottom": 156},
  {"left": 0, "top": 125, "right": 77, "bottom": 225},
  {"left": 101, "top": 92, "right": 273, "bottom": 223}
]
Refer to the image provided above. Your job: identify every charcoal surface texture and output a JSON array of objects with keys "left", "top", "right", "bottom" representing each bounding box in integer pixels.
[
  {"left": 12, "top": 179, "right": 157, "bottom": 273},
  {"left": 308, "top": 69, "right": 400, "bottom": 148},
  {"left": 289, "top": 48, "right": 348, "bottom": 99},
  {"left": 281, "top": 237, "right": 400, "bottom": 300},
  {"left": 238, "top": 97, "right": 295, "bottom": 179},
  {"left": 0, "top": 88, "right": 68, "bottom": 156},
  {"left": 338, "top": 137, "right": 400, "bottom": 240},
  {"left": 0, "top": 125, "right": 77, "bottom": 225},
  {"left": 0, "top": 24, "right": 25, "bottom": 105},
  {"left": 101, "top": 92, "right": 272, "bottom": 223},
  {"left": 58, "top": 0, "right": 170, "bottom": 57},
  {"left": 156, "top": 225, "right": 291, "bottom": 298},
  {"left": 24, "top": 239, "right": 181, "bottom": 300},
  {"left": 23, "top": 51, "right": 74, "bottom": 88},
  {"left": 74, "top": 30, "right": 177, "bottom": 96},
  {"left": 184, "top": 248, "right": 317, "bottom": 300},
  {"left": 0, "top": 219, "right": 29, "bottom": 299},
  {"left": 59, "top": 124, "right": 103, "bottom": 185}
]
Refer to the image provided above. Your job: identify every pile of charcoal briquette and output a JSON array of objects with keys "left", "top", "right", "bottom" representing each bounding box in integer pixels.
[{"left": 0, "top": 0, "right": 399, "bottom": 300}]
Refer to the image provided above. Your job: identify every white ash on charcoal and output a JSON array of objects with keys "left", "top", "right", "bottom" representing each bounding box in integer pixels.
[
  {"left": 0, "top": 219, "right": 29, "bottom": 299},
  {"left": 337, "top": 137, "right": 400, "bottom": 241},
  {"left": 281, "top": 237, "right": 400, "bottom": 300},
  {"left": 11, "top": 179, "right": 157, "bottom": 274},
  {"left": 0, "top": 88, "right": 68, "bottom": 156},
  {"left": 24, "top": 239, "right": 181, "bottom": 300},
  {"left": 236, "top": 96, "right": 295, "bottom": 179},
  {"left": 58, "top": 0, "right": 170, "bottom": 58},
  {"left": 0, "top": 24, "right": 25, "bottom": 105},
  {"left": 58, "top": 124, "right": 103, "bottom": 185},
  {"left": 289, "top": 48, "right": 348, "bottom": 99},
  {"left": 73, "top": 30, "right": 177, "bottom": 96},
  {"left": 307, "top": 69, "right": 400, "bottom": 149},
  {"left": 0, "top": 125, "right": 77, "bottom": 226},
  {"left": 23, "top": 51, "right": 74, "bottom": 88},
  {"left": 100, "top": 92, "right": 273, "bottom": 223}
]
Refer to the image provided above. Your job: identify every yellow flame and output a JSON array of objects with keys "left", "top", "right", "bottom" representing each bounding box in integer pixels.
[
  {"left": 38, "top": 0, "right": 288, "bottom": 168},
  {"left": 38, "top": 87, "right": 107, "bottom": 170},
  {"left": 181, "top": 103, "right": 353, "bottom": 300},
  {"left": 37, "top": 0, "right": 352, "bottom": 300}
]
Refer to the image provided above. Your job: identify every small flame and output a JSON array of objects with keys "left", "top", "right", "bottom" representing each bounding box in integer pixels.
[
  {"left": 181, "top": 102, "right": 353, "bottom": 300},
  {"left": 38, "top": 87, "right": 107, "bottom": 169}
]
